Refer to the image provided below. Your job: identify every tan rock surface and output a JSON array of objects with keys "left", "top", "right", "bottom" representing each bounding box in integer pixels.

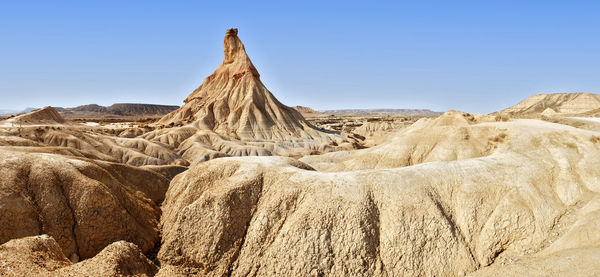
[
  {"left": 0, "top": 235, "right": 157, "bottom": 277},
  {"left": 291, "top": 105, "right": 322, "bottom": 117},
  {"left": 1, "top": 106, "right": 67, "bottom": 125},
  {"left": 143, "top": 29, "right": 356, "bottom": 162},
  {"left": 0, "top": 106, "right": 192, "bottom": 166},
  {"left": 300, "top": 110, "right": 502, "bottom": 171},
  {"left": 471, "top": 248, "right": 600, "bottom": 276},
  {"left": 0, "top": 235, "right": 71, "bottom": 276},
  {"left": 158, "top": 110, "right": 600, "bottom": 276},
  {"left": 54, "top": 240, "right": 158, "bottom": 277},
  {"left": 0, "top": 124, "right": 187, "bottom": 166},
  {"left": 304, "top": 114, "right": 426, "bottom": 147},
  {"left": 351, "top": 119, "right": 402, "bottom": 146},
  {"left": 499, "top": 92, "right": 600, "bottom": 116},
  {"left": 0, "top": 149, "right": 170, "bottom": 259},
  {"left": 157, "top": 28, "right": 318, "bottom": 141}
]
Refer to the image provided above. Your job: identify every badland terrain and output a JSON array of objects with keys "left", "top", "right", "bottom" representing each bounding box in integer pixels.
[{"left": 1, "top": 29, "right": 600, "bottom": 276}]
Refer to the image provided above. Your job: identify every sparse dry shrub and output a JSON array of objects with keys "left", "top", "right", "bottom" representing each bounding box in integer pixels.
[{"left": 590, "top": 136, "right": 600, "bottom": 144}]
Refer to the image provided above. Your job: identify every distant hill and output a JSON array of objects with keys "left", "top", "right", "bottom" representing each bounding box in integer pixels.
[
  {"left": 497, "top": 93, "right": 600, "bottom": 116},
  {"left": 54, "top": 103, "right": 179, "bottom": 119},
  {"left": 292, "top": 106, "right": 321, "bottom": 116},
  {"left": 2, "top": 106, "right": 65, "bottom": 125},
  {"left": 319, "top": 109, "right": 441, "bottom": 116}
]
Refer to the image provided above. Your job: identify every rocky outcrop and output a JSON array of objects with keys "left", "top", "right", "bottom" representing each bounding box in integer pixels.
[
  {"left": 158, "top": 112, "right": 600, "bottom": 276},
  {"left": 0, "top": 125, "right": 188, "bottom": 166},
  {"left": 53, "top": 240, "right": 158, "bottom": 276},
  {"left": 141, "top": 29, "right": 357, "bottom": 162},
  {"left": 292, "top": 106, "right": 321, "bottom": 116},
  {"left": 0, "top": 235, "right": 71, "bottom": 276},
  {"left": 157, "top": 28, "right": 322, "bottom": 141},
  {"left": 0, "top": 149, "right": 172, "bottom": 260},
  {"left": 498, "top": 92, "right": 600, "bottom": 116},
  {"left": 304, "top": 114, "right": 422, "bottom": 147},
  {"left": 300, "top": 111, "right": 501, "bottom": 171},
  {"left": 471, "top": 247, "right": 600, "bottom": 276},
  {"left": 2, "top": 106, "right": 66, "bottom": 125},
  {"left": 0, "top": 235, "right": 157, "bottom": 277}
]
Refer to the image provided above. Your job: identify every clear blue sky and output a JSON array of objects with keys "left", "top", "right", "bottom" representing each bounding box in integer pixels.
[{"left": 1, "top": 0, "right": 599, "bottom": 114}]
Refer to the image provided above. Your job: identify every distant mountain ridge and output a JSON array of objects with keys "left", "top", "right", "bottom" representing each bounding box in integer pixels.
[
  {"left": 54, "top": 103, "right": 179, "bottom": 118},
  {"left": 320, "top": 109, "right": 441, "bottom": 116}
]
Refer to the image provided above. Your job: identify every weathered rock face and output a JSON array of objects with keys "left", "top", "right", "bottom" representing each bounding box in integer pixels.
[
  {"left": 53, "top": 240, "right": 158, "bottom": 277},
  {"left": 0, "top": 149, "right": 172, "bottom": 260},
  {"left": 0, "top": 124, "right": 189, "bottom": 166},
  {"left": 300, "top": 111, "right": 503, "bottom": 171},
  {"left": 291, "top": 105, "right": 321, "bottom": 116},
  {"left": 498, "top": 92, "right": 600, "bottom": 116},
  {"left": 471, "top": 247, "right": 600, "bottom": 276},
  {"left": 158, "top": 28, "right": 321, "bottom": 141},
  {"left": 0, "top": 107, "right": 190, "bottom": 166},
  {"left": 0, "top": 235, "right": 71, "bottom": 276},
  {"left": 2, "top": 106, "right": 66, "bottom": 125},
  {"left": 158, "top": 113, "right": 600, "bottom": 276},
  {"left": 146, "top": 29, "right": 356, "bottom": 163},
  {"left": 0, "top": 235, "right": 157, "bottom": 277}
]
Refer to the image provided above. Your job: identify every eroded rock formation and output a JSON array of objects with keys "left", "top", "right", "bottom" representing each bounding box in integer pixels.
[
  {"left": 0, "top": 235, "right": 157, "bottom": 277},
  {"left": 498, "top": 92, "right": 600, "bottom": 116},
  {"left": 157, "top": 110, "right": 600, "bottom": 276},
  {"left": 3, "top": 106, "right": 66, "bottom": 125},
  {"left": 0, "top": 149, "right": 179, "bottom": 260},
  {"left": 144, "top": 29, "right": 357, "bottom": 163}
]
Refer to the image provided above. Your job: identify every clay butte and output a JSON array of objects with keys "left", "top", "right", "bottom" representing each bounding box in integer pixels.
[{"left": 158, "top": 28, "right": 327, "bottom": 141}]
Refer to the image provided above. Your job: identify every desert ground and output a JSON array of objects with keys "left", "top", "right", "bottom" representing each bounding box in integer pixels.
[{"left": 2, "top": 29, "right": 600, "bottom": 276}]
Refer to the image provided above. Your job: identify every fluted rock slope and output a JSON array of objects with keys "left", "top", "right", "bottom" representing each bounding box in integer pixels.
[
  {"left": 147, "top": 29, "right": 356, "bottom": 162},
  {"left": 292, "top": 105, "right": 321, "bottom": 117},
  {"left": 1, "top": 106, "right": 66, "bottom": 125},
  {"left": 158, "top": 112, "right": 600, "bottom": 276},
  {"left": 300, "top": 110, "right": 502, "bottom": 171},
  {"left": 0, "top": 149, "right": 175, "bottom": 260},
  {"left": 498, "top": 92, "right": 600, "bottom": 116},
  {"left": 158, "top": 28, "right": 321, "bottom": 140}
]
